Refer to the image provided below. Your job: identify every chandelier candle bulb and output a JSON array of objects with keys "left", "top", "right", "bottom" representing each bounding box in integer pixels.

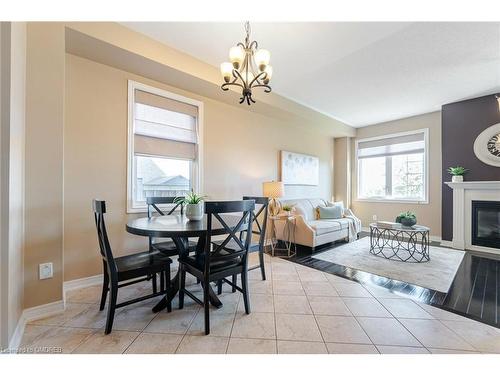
[
  {"left": 220, "top": 62, "right": 233, "bottom": 82},
  {"left": 229, "top": 46, "right": 245, "bottom": 69},
  {"left": 263, "top": 65, "right": 273, "bottom": 83},
  {"left": 254, "top": 49, "right": 271, "bottom": 70}
]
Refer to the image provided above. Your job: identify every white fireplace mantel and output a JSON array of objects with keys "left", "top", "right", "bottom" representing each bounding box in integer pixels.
[
  {"left": 445, "top": 181, "right": 500, "bottom": 253},
  {"left": 445, "top": 181, "right": 500, "bottom": 190}
]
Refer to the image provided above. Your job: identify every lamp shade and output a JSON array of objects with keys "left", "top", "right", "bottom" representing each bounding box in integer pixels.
[{"left": 262, "top": 181, "right": 284, "bottom": 198}]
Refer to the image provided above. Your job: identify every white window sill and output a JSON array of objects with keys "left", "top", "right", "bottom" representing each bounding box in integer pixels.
[
  {"left": 355, "top": 198, "right": 429, "bottom": 205},
  {"left": 127, "top": 204, "right": 180, "bottom": 215},
  {"left": 127, "top": 207, "right": 148, "bottom": 214}
]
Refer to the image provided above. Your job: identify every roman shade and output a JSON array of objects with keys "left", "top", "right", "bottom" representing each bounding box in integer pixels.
[
  {"left": 133, "top": 89, "right": 198, "bottom": 159},
  {"left": 357, "top": 132, "right": 425, "bottom": 159},
  {"left": 134, "top": 135, "right": 196, "bottom": 160}
]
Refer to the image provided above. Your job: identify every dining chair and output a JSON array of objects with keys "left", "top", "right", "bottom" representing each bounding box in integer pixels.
[
  {"left": 146, "top": 196, "right": 197, "bottom": 293},
  {"left": 178, "top": 200, "right": 255, "bottom": 335},
  {"left": 93, "top": 199, "right": 172, "bottom": 334},
  {"left": 215, "top": 196, "right": 269, "bottom": 294}
]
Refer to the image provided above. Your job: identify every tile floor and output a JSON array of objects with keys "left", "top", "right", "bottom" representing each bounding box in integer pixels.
[{"left": 20, "top": 253, "right": 500, "bottom": 354}]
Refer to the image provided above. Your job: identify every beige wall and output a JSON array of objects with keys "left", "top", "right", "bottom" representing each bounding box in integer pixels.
[
  {"left": 350, "top": 111, "right": 442, "bottom": 237},
  {"left": 0, "top": 22, "right": 26, "bottom": 346},
  {"left": 24, "top": 23, "right": 65, "bottom": 308},
  {"left": 64, "top": 53, "right": 335, "bottom": 281}
]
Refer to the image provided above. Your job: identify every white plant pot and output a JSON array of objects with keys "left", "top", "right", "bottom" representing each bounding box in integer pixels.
[
  {"left": 452, "top": 175, "right": 464, "bottom": 183},
  {"left": 185, "top": 203, "right": 204, "bottom": 221}
]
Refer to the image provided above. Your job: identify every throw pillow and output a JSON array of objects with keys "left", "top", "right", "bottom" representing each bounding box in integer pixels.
[
  {"left": 326, "top": 201, "right": 345, "bottom": 215},
  {"left": 317, "top": 205, "right": 343, "bottom": 219}
]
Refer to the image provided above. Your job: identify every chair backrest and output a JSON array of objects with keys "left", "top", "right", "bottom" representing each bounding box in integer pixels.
[
  {"left": 92, "top": 199, "right": 117, "bottom": 275},
  {"left": 146, "top": 196, "right": 183, "bottom": 218},
  {"left": 205, "top": 200, "right": 255, "bottom": 269},
  {"left": 242, "top": 196, "right": 269, "bottom": 249}
]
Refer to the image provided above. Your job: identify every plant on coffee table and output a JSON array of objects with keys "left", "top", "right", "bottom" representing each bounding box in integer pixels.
[{"left": 396, "top": 211, "right": 417, "bottom": 227}]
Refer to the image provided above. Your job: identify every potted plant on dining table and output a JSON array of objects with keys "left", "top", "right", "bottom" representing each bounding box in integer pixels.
[{"left": 174, "top": 191, "right": 207, "bottom": 221}]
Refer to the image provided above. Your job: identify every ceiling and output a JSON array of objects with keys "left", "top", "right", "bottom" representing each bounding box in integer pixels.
[{"left": 121, "top": 22, "right": 500, "bottom": 127}]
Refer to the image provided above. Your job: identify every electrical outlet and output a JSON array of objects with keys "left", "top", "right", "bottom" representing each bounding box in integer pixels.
[
  {"left": 39, "top": 263, "right": 53, "bottom": 280},
  {"left": 372, "top": 214, "right": 377, "bottom": 221}
]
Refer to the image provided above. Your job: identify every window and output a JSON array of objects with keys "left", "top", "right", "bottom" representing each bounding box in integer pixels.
[
  {"left": 127, "top": 81, "right": 203, "bottom": 212},
  {"left": 356, "top": 129, "right": 428, "bottom": 203}
]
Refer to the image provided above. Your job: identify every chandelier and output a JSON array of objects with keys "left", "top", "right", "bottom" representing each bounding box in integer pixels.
[{"left": 220, "top": 22, "right": 272, "bottom": 105}]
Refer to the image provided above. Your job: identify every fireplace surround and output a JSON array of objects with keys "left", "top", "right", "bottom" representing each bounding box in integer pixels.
[{"left": 445, "top": 181, "right": 500, "bottom": 253}]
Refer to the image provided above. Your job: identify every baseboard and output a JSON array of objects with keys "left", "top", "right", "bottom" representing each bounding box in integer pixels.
[
  {"left": 8, "top": 300, "right": 65, "bottom": 352},
  {"left": 440, "top": 240, "right": 454, "bottom": 248},
  {"left": 8, "top": 276, "right": 102, "bottom": 352},
  {"left": 8, "top": 314, "right": 27, "bottom": 351},
  {"left": 63, "top": 274, "right": 102, "bottom": 294},
  {"left": 23, "top": 300, "right": 65, "bottom": 323}
]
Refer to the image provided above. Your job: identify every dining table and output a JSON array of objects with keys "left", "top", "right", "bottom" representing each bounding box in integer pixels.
[{"left": 126, "top": 213, "right": 244, "bottom": 313}]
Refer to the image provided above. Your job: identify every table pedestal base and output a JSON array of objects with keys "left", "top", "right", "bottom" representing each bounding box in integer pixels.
[{"left": 152, "top": 236, "right": 222, "bottom": 312}]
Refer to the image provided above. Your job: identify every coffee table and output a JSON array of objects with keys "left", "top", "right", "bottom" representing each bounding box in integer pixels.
[{"left": 369, "top": 223, "right": 430, "bottom": 263}]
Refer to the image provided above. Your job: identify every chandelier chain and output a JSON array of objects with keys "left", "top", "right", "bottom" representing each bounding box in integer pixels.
[{"left": 244, "top": 21, "right": 251, "bottom": 44}]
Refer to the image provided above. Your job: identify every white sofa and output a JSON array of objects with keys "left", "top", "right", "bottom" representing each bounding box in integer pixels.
[{"left": 273, "top": 198, "right": 360, "bottom": 251}]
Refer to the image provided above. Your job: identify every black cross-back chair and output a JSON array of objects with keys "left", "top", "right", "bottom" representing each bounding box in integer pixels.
[
  {"left": 146, "top": 197, "right": 197, "bottom": 292},
  {"left": 93, "top": 199, "right": 172, "bottom": 334},
  {"left": 178, "top": 200, "right": 255, "bottom": 335},
  {"left": 215, "top": 196, "right": 269, "bottom": 294}
]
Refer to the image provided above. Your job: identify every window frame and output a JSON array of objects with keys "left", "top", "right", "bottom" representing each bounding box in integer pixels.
[
  {"left": 127, "top": 80, "right": 203, "bottom": 213},
  {"left": 355, "top": 128, "right": 429, "bottom": 204}
]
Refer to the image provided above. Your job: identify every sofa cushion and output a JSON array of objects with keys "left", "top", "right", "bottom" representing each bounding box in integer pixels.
[
  {"left": 308, "top": 220, "right": 343, "bottom": 235},
  {"left": 309, "top": 218, "right": 352, "bottom": 236}
]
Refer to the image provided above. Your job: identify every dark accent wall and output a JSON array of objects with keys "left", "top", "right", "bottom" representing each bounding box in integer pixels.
[{"left": 441, "top": 94, "right": 500, "bottom": 241}]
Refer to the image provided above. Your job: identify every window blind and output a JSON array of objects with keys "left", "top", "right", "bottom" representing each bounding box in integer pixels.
[
  {"left": 134, "top": 89, "right": 198, "bottom": 159},
  {"left": 358, "top": 132, "right": 425, "bottom": 159}
]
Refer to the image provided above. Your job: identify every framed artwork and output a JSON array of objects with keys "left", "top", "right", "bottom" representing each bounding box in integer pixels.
[
  {"left": 280, "top": 151, "right": 319, "bottom": 185},
  {"left": 473, "top": 123, "right": 500, "bottom": 167}
]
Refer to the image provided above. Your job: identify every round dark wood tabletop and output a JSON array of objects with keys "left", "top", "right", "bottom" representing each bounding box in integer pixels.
[{"left": 126, "top": 213, "right": 241, "bottom": 238}]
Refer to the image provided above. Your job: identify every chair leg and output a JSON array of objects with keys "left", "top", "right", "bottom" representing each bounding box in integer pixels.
[
  {"left": 217, "top": 280, "right": 223, "bottom": 295},
  {"left": 165, "top": 267, "right": 172, "bottom": 313},
  {"left": 160, "top": 271, "right": 165, "bottom": 293},
  {"left": 152, "top": 273, "right": 158, "bottom": 294},
  {"left": 178, "top": 265, "right": 185, "bottom": 310},
  {"left": 258, "top": 248, "right": 266, "bottom": 280},
  {"left": 231, "top": 274, "right": 237, "bottom": 293},
  {"left": 104, "top": 281, "right": 118, "bottom": 334},
  {"left": 241, "top": 270, "right": 251, "bottom": 314},
  {"left": 99, "top": 268, "right": 109, "bottom": 311},
  {"left": 203, "top": 279, "right": 210, "bottom": 335}
]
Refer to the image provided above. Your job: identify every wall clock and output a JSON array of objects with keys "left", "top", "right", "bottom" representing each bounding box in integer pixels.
[{"left": 473, "top": 123, "right": 500, "bottom": 167}]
